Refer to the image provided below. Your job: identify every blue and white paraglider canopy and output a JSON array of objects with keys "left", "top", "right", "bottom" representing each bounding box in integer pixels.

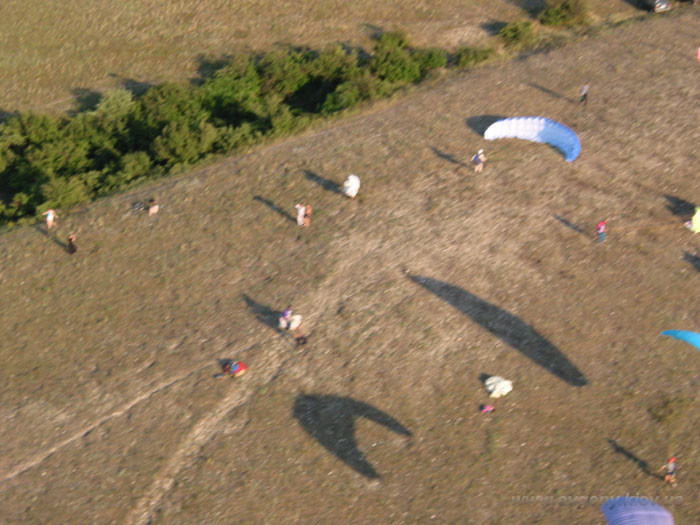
[
  {"left": 661, "top": 330, "right": 700, "bottom": 351},
  {"left": 483, "top": 116, "right": 581, "bottom": 162},
  {"left": 601, "top": 497, "right": 674, "bottom": 525}
]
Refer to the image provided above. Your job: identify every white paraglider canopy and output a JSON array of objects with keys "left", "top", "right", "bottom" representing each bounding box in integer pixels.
[{"left": 484, "top": 116, "right": 581, "bottom": 162}]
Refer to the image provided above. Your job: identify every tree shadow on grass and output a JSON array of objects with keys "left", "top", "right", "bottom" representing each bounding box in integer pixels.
[
  {"left": 481, "top": 21, "right": 508, "bottom": 36},
  {"left": 304, "top": 170, "right": 342, "bottom": 195},
  {"left": 664, "top": 195, "right": 695, "bottom": 219},
  {"left": 607, "top": 439, "right": 663, "bottom": 479},
  {"left": 242, "top": 294, "right": 282, "bottom": 332},
  {"left": 408, "top": 274, "right": 587, "bottom": 387},
  {"left": 253, "top": 195, "right": 295, "bottom": 223},
  {"left": 70, "top": 88, "right": 102, "bottom": 114},
  {"left": 466, "top": 115, "right": 505, "bottom": 136},
  {"left": 684, "top": 252, "right": 700, "bottom": 273},
  {"left": 506, "top": 0, "right": 546, "bottom": 16},
  {"left": 107, "top": 73, "right": 154, "bottom": 97},
  {"left": 293, "top": 394, "right": 412, "bottom": 478},
  {"left": 432, "top": 147, "right": 469, "bottom": 169}
]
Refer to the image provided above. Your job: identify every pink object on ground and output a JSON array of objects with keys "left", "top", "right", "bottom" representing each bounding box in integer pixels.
[{"left": 481, "top": 405, "right": 495, "bottom": 413}]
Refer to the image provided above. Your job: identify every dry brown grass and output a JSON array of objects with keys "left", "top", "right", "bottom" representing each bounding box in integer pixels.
[
  {"left": 0, "top": 6, "right": 699, "bottom": 525},
  {"left": 0, "top": 0, "right": 643, "bottom": 114}
]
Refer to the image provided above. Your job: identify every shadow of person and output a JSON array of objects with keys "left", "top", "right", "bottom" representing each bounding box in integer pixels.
[
  {"left": 465, "top": 115, "right": 505, "bottom": 136},
  {"left": 293, "top": 394, "right": 411, "bottom": 478},
  {"left": 553, "top": 214, "right": 586, "bottom": 236},
  {"left": 431, "top": 147, "right": 469, "bottom": 169},
  {"left": 304, "top": 170, "right": 342, "bottom": 195},
  {"left": 526, "top": 83, "right": 575, "bottom": 104},
  {"left": 407, "top": 274, "right": 587, "bottom": 387},
  {"left": 32, "top": 224, "right": 70, "bottom": 252},
  {"left": 253, "top": 195, "right": 295, "bottom": 223},
  {"left": 683, "top": 252, "right": 700, "bottom": 273},
  {"left": 242, "top": 294, "right": 282, "bottom": 332},
  {"left": 607, "top": 439, "right": 663, "bottom": 479}
]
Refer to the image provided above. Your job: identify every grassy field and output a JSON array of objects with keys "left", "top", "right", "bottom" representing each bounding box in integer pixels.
[
  {"left": 1, "top": 4, "right": 699, "bottom": 525},
  {"left": 0, "top": 0, "right": 645, "bottom": 114}
]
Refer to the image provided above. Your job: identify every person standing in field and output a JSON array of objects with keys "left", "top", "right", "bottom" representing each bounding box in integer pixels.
[
  {"left": 294, "top": 204, "right": 307, "bottom": 227},
  {"left": 42, "top": 209, "right": 58, "bottom": 229},
  {"left": 579, "top": 83, "right": 589, "bottom": 105},
  {"left": 148, "top": 199, "right": 160, "bottom": 216},
  {"left": 303, "top": 203, "right": 312, "bottom": 227},
  {"left": 596, "top": 220, "right": 607, "bottom": 243},
  {"left": 67, "top": 234, "right": 77, "bottom": 254},
  {"left": 472, "top": 149, "right": 486, "bottom": 173},
  {"left": 658, "top": 457, "right": 678, "bottom": 487}
]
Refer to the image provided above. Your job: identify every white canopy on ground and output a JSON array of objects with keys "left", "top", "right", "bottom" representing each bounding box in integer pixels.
[{"left": 484, "top": 376, "right": 513, "bottom": 398}]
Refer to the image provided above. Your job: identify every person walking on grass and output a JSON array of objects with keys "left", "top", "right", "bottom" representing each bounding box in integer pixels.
[
  {"left": 148, "top": 199, "right": 160, "bottom": 216},
  {"left": 596, "top": 220, "right": 607, "bottom": 243},
  {"left": 658, "top": 456, "right": 678, "bottom": 487},
  {"left": 472, "top": 149, "right": 487, "bottom": 173},
  {"left": 295, "top": 204, "right": 311, "bottom": 227},
  {"left": 303, "top": 203, "right": 312, "bottom": 228},
  {"left": 67, "top": 234, "right": 77, "bottom": 255},
  {"left": 42, "top": 209, "right": 58, "bottom": 230},
  {"left": 579, "top": 83, "right": 589, "bottom": 105}
]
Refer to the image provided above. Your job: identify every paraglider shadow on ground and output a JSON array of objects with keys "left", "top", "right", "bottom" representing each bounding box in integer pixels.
[
  {"left": 408, "top": 274, "right": 587, "bottom": 387},
  {"left": 293, "top": 394, "right": 412, "bottom": 478},
  {"left": 683, "top": 252, "right": 700, "bottom": 273},
  {"left": 664, "top": 195, "right": 695, "bottom": 219},
  {"left": 304, "top": 170, "right": 342, "bottom": 195},
  {"left": 431, "top": 147, "right": 470, "bottom": 169},
  {"left": 32, "top": 224, "right": 72, "bottom": 253},
  {"left": 553, "top": 214, "right": 587, "bottom": 236},
  {"left": 466, "top": 115, "right": 505, "bottom": 136},
  {"left": 242, "top": 294, "right": 283, "bottom": 332},
  {"left": 526, "top": 83, "right": 575, "bottom": 103},
  {"left": 253, "top": 195, "right": 295, "bottom": 223},
  {"left": 607, "top": 439, "right": 663, "bottom": 479}
]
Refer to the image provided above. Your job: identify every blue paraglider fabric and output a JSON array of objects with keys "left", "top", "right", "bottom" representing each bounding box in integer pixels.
[
  {"left": 483, "top": 116, "right": 581, "bottom": 162},
  {"left": 601, "top": 497, "right": 674, "bottom": 525},
  {"left": 661, "top": 330, "right": 700, "bottom": 351}
]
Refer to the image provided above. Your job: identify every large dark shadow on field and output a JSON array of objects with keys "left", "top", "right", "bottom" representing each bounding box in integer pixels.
[
  {"left": 432, "top": 147, "right": 469, "bottom": 169},
  {"left": 253, "top": 195, "right": 295, "bottom": 223},
  {"left": 607, "top": 439, "right": 662, "bottom": 479},
  {"left": 408, "top": 275, "right": 587, "bottom": 386},
  {"left": 242, "top": 294, "right": 282, "bottom": 332},
  {"left": 664, "top": 195, "right": 695, "bottom": 219},
  {"left": 527, "top": 83, "right": 575, "bottom": 103},
  {"left": 684, "top": 252, "right": 700, "bottom": 273},
  {"left": 304, "top": 170, "right": 342, "bottom": 195},
  {"left": 466, "top": 115, "right": 505, "bottom": 136},
  {"left": 293, "top": 394, "right": 411, "bottom": 478}
]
